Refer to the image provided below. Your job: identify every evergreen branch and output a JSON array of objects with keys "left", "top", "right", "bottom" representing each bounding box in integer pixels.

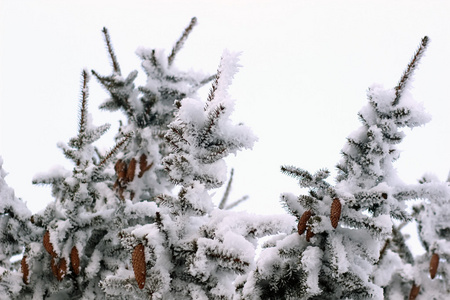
[
  {"left": 281, "top": 165, "right": 313, "bottom": 182},
  {"left": 219, "top": 169, "right": 234, "bottom": 209},
  {"left": 102, "top": 27, "right": 121, "bottom": 75},
  {"left": 149, "top": 50, "right": 163, "bottom": 75},
  {"left": 393, "top": 36, "right": 429, "bottom": 106},
  {"left": 313, "top": 168, "right": 330, "bottom": 181},
  {"left": 298, "top": 195, "right": 317, "bottom": 211},
  {"left": 94, "top": 146, "right": 105, "bottom": 165},
  {"left": 198, "top": 104, "right": 226, "bottom": 146},
  {"left": 57, "top": 142, "right": 80, "bottom": 165},
  {"left": 198, "top": 74, "right": 217, "bottom": 88},
  {"left": 392, "top": 224, "right": 414, "bottom": 264},
  {"left": 203, "top": 243, "right": 250, "bottom": 273},
  {"left": 97, "top": 133, "right": 132, "bottom": 168},
  {"left": 78, "top": 70, "right": 90, "bottom": 142},
  {"left": 168, "top": 17, "right": 197, "bottom": 66},
  {"left": 225, "top": 195, "right": 249, "bottom": 210},
  {"left": 378, "top": 238, "right": 390, "bottom": 262},
  {"left": 206, "top": 70, "right": 221, "bottom": 104},
  {"left": 91, "top": 70, "right": 137, "bottom": 119}
]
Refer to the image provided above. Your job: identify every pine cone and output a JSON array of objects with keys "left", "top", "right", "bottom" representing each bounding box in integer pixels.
[
  {"left": 21, "top": 255, "right": 29, "bottom": 285},
  {"left": 126, "top": 158, "right": 137, "bottom": 182},
  {"left": 298, "top": 210, "right": 312, "bottom": 235},
  {"left": 70, "top": 246, "right": 80, "bottom": 275},
  {"left": 115, "top": 159, "right": 127, "bottom": 182},
  {"left": 132, "top": 243, "right": 146, "bottom": 289},
  {"left": 51, "top": 257, "right": 67, "bottom": 281},
  {"left": 138, "top": 154, "right": 153, "bottom": 178},
  {"left": 429, "top": 253, "right": 439, "bottom": 279},
  {"left": 43, "top": 231, "right": 57, "bottom": 257},
  {"left": 306, "top": 226, "right": 315, "bottom": 242},
  {"left": 409, "top": 283, "right": 420, "bottom": 300},
  {"left": 330, "top": 198, "right": 342, "bottom": 229}
]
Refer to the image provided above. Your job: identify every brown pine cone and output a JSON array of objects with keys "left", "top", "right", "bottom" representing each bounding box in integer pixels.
[
  {"left": 298, "top": 210, "right": 312, "bottom": 235},
  {"left": 115, "top": 159, "right": 127, "bottom": 182},
  {"left": 138, "top": 154, "right": 153, "bottom": 178},
  {"left": 21, "top": 255, "right": 29, "bottom": 284},
  {"left": 132, "top": 243, "right": 146, "bottom": 289},
  {"left": 306, "top": 226, "right": 315, "bottom": 242},
  {"left": 409, "top": 283, "right": 420, "bottom": 300},
  {"left": 51, "top": 257, "right": 67, "bottom": 281},
  {"left": 330, "top": 198, "right": 342, "bottom": 229},
  {"left": 43, "top": 231, "right": 57, "bottom": 257},
  {"left": 429, "top": 253, "right": 439, "bottom": 279},
  {"left": 70, "top": 246, "right": 80, "bottom": 275},
  {"left": 126, "top": 158, "right": 137, "bottom": 182}
]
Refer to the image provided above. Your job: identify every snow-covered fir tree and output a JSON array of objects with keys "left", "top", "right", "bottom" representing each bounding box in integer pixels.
[
  {"left": 101, "top": 50, "right": 292, "bottom": 299},
  {"left": 92, "top": 18, "right": 213, "bottom": 203},
  {"left": 26, "top": 70, "right": 130, "bottom": 299},
  {"left": 1, "top": 18, "right": 450, "bottom": 300},
  {"left": 409, "top": 175, "right": 450, "bottom": 299},
  {"left": 240, "top": 36, "right": 432, "bottom": 300},
  {"left": 378, "top": 173, "right": 450, "bottom": 300},
  {"left": 0, "top": 158, "right": 33, "bottom": 298}
]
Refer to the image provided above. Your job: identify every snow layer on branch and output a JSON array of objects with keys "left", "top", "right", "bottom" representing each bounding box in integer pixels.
[
  {"left": 372, "top": 249, "right": 403, "bottom": 287},
  {"left": 85, "top": 249, "right": 102, "bottom": 279},
  {"left": 206, "top": 209, "right": 295, "bottom": 242},
  {"left": 0, "top": 157, "right": 31, "bottom": 220},
  {"left": 301, "top": 246, "right": 323, "bottom": 295},
  {"left": 212, "top": 50, "right": 242, "bottom": 105},
  {"left": 32, "top": 165, "right": 71, "bottom": 185}
]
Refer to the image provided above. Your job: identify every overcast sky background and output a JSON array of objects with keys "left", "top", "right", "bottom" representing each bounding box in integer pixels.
[{"left": 1, "top": 1, "right": 449, "bottom": 253}]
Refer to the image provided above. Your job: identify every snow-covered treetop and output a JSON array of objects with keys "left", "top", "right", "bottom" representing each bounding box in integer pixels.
[{"left": 163, "top": 50, "right": 257, "bottom": 190}]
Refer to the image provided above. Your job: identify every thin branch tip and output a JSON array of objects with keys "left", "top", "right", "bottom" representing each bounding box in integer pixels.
[
  {"left": 101, "top": 26, "right": 121, "bottom": 74},
  {"left": 393, "top": 36, "right": 430, "bottom": 105},
  {"left": 168, "top": 17, "right": 198, "bottom": 66}
]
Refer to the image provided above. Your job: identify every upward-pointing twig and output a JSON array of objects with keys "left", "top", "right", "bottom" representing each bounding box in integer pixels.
[
  {"left": 97, "top": 133, "right": 132, "bottom": 168},
  {"left": 78, "top": 70, "right": 90, "bottom": 141},
  {"left": 102, "top": 27, "right": 121, "bottom": 75},
  {"left": 219, "top": 169, "right": 234, "bottom": 209},
  {"left": 168, "top": 17, "right": 198, "bottom": 66},
  {"left": 393, "top": 36, "right": 429, "bottom": 106}
]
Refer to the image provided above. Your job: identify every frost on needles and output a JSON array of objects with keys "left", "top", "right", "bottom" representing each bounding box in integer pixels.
[
  {"left": 0, "top": 23, "right": 448, "bottom": 300},
  {"left": 238, "top": 36, "right": 441, "bottom": 300},
  {"left": 0, "top": 19, "right": 292, "bottom": 299}
]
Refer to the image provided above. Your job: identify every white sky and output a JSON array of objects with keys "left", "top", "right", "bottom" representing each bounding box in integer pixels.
[{"left": 1, "top": 0, "right": 449, "bottom": 236}]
